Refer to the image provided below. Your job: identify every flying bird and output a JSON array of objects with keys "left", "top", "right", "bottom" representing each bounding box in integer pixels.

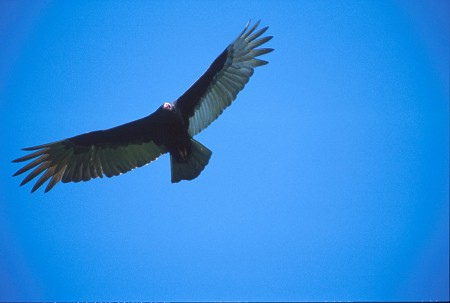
[{"left": 13, "top": 20, "right": 273, "bottom": 193}]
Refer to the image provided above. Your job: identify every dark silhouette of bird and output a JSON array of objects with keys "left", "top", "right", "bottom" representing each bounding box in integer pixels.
[{"left": 12, "top": 20, "right": 273, "bottom": 193}]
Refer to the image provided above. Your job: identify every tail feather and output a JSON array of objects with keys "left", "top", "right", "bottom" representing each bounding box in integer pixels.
[{"left": 170, "top": 139, "right": 212, "bottom": 183}]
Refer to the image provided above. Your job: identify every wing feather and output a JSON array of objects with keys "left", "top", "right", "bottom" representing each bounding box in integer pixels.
[
  {"left": 98, "top": 148, "right": 114, "bottom": 178},
  {"left": 249, "top": 36, "right": 273, "bottom": 49},
  {"left": 13, "top": 154, "right": 49, "bottom": 177},
  {"left": 21, "top": 161, "right": 51, "bottom": 186},
  {"left": 246, "top": 26, "right": 269, "bottom": 42},
  {"left": 12, "top": 149, "right": 47, "bottom": 162},
  {"left": 32, "top": 165, "right": 56, "bottom": 193},
  {"left": 175, "top": 20, "right": 273, "bottom": 136},
  {"left": 241, "top": 20, "right": 261, "bottom": 39},
  {"left": 45, "top": 169, "right": 64, "bottom": 193}
]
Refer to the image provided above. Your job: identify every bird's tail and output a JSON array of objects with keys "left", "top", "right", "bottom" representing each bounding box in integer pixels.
[{"left": 170, "top": 139, "right": 212, "bottom": 183}]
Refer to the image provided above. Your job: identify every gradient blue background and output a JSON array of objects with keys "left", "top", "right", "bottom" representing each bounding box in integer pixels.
[{"left": 1, "top": 0, "right": 448, "bottom": 301}]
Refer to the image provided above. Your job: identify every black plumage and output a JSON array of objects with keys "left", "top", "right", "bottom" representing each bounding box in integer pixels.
[{"left": 12, "top": 20, "right": 273, "bottom": 192}]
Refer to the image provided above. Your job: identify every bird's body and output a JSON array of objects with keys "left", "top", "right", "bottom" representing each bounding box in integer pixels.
[{"left": 13, "top": 20, "right": 273, "bottom": 192}]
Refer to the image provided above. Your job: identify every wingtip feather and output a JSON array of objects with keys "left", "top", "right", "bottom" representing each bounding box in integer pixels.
[
  {"left": 249, "top": 36, "right": 273, "bottom": 49},
  {"left": 242, "top": 20, "right": 261, "bottom": 40},
  {"left": 22, "top": 144, "right": 47, "bottom": 151},
  {"left": 247, "top": 26, "right": 269, "bottom": 42}
]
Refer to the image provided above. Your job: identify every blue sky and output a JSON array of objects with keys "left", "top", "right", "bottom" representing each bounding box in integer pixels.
[{"left": 0, "top": 0, "right": 448, "bottom": 301}]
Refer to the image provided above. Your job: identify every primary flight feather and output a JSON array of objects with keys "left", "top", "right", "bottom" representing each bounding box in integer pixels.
[{"left": 12, "top": 20, "right": 273, "bottom": 193}]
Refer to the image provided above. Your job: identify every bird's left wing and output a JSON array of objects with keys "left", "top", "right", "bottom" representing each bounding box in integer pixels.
[
  {"left": 175, "top": 20, "right": 273, "bottom": 136},
  {"left": 13, "top": 114, "right": 168, "bottom": 193}
]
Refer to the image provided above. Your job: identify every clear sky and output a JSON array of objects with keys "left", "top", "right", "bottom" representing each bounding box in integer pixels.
[{"left": 1, "top": 0, "right": 448, "bottom": 301}]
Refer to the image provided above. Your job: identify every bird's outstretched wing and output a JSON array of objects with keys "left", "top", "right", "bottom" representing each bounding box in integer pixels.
[
  {"left": 13, "top": 113, "right": 168, "bottom": 193},
  {"left": 175, "top": 20, "right": 273, "bottom": 136}
]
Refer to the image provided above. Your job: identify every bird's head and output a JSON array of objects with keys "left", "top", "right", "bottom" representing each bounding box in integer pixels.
[{"left": 162, "top": 102, "right": 174, "bottom": 111}]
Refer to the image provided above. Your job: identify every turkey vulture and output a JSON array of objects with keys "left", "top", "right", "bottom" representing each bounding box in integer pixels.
[{"left": 12, "top": 20, "right": 273, "bottom": 193}]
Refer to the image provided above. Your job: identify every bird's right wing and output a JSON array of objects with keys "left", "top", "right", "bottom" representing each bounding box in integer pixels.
[{"left": 13, "top": 113, "right": 168, "bottom": 193}]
